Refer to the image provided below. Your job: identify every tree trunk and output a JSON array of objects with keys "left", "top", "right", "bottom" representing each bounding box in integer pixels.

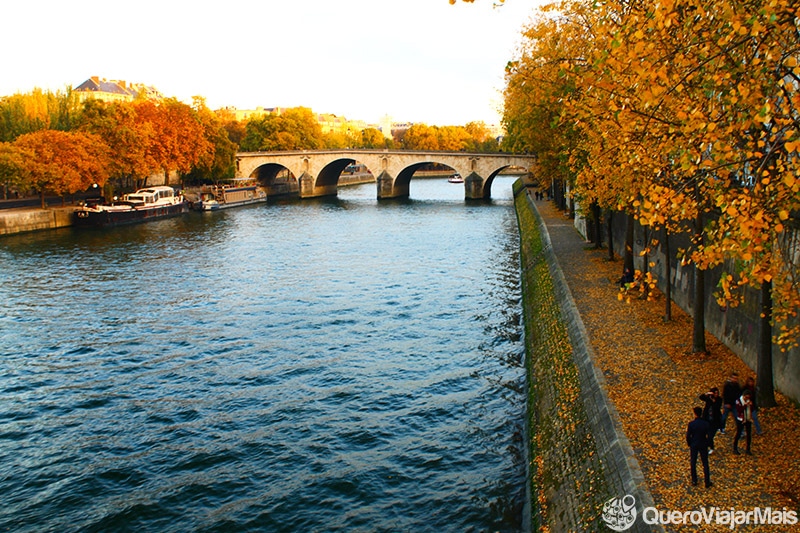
[
  {"left": 664, "top": 226, "right": 672, "bottom": 322},
  {"left": 40, "top": 190, "right": 46, "bottom": 209},
  {"left": 555, "top": 180, "right": 566, "bottom": 211},
  {"left": 643, "top": 227, "right": 649, "bottom": 275},
  {"left": 607, "top": 209, "right": 614, "bottom": 261},
  {"left": 624, "top": 213, "right": 635, "bottom": 274},
  {"left": 692, "top": 211, "right": 707, "bottom": 354},
  {"left": 757, "top": 280, "right": 777, "bottom": 407},
  {"left": 593, "top": 201, "right": 602, "bottom": 249}
]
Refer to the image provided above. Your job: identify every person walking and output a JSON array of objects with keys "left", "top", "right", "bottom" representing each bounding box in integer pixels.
[
  {"left": 687, "top": 406, "right": 713, "bottom": 488},
  {"left": 734, "top": 389, "right": 755, "bottom": 455},
  {"left": 699, "top": 387, "right": 722, "bottom": 453},
  {"left": 721, "top": 372, "right": 741, "bottom": 433}
]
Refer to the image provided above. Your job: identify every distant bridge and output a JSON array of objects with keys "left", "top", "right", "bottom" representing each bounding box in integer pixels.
[{"left": 235, "top": 150, "right": 534, "bottom": 200}]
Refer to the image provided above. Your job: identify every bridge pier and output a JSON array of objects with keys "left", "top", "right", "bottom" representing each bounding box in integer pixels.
[
  {"left": 376, "top": 172, "right": 414, "bottom": 199},
  {"left": 376, "top": 172, "right": 395, "bottom": 199},
  {"left": 299, "top": 173, "right": 338, "bottom": 198},
  {"left": 464, "top": 173, "right": 487, "bottom": 200}
]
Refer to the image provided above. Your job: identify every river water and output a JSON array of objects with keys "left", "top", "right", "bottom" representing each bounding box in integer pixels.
[{"left": 0, "top": 177, "right": 526, "bottom": 532}]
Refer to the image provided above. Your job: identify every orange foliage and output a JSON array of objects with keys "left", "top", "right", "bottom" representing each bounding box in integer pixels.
[{"left": 13, "top": 130, "right": 110, "bottom": 200}]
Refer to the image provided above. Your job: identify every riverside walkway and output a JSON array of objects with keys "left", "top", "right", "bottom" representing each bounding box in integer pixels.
[{"left": 529, "top": 190, "right": 800, "bottom": 532}]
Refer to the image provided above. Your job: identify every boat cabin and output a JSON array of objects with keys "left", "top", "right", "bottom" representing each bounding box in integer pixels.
[{"left": 124, "top": 186, "right": 179, "bottom": 207}]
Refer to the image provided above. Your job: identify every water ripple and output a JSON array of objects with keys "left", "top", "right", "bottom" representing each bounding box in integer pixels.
[{"left": 0, "top": 178, "right": 525, "bottom": 532}]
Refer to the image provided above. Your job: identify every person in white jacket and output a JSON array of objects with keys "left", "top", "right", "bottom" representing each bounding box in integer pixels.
[{"left": 733, "top": 389, "right": 754, "bottom": 455}]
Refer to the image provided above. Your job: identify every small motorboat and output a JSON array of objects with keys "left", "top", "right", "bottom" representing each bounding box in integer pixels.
[
  {"left": 195, "top": 182, "right": 267, "bottom": 211},
  {"left": 448, "top": 173, "right": 464, "bottom": 184}
]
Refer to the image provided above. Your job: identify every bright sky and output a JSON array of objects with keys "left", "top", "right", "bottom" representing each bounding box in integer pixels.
[{"left": 2, "top": 0, "right": 544, "bottom": 127}]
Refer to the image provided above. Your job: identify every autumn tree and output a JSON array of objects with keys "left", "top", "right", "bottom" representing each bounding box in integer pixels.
[
  {"left": 400, "top": 123, "right": 494, "bottom": 152},
  {"left": 437, "top": 125, "right": 471, "bottom": 151},
  {"left": 564, "top": 0, "right": 716, "bottom": 350},
  {"left": 240, "top": 107, "right": 325, "bottom": 151},
  {"left": 0, "top": 142, "right": 32, "bottom": 198},
  {"left": 0, "top": 88, "right": 83, "bottom": 142},
  {"left": 322, "top": 129, "right": 357, "bottom": 150},
  {"left": 184, "top": 96, "right": 237, "bottom": 183},
  {"left": 14, "top": 130, "right": 110, "bottom": 207},
  {"left": 504, "top": 0, "right": 799, "bottom": 401},
  {"left": 673, "top": 0, "right": 800, "bottom": 405},
  {"left": 464, "top": 121, "right": 499, "bottom": 152},
  {"left": 587, "top": 0, "right": 800, "bottom": 379},
  {"left": 154, "top": 98, "right": 213, "bottom": 183},
  {"left": 78, "top": 99, "right": 156, "bottom": 193},
  {"left": 401, "top": 124, "right": 440, "bottom": 150},
  {"left": 360, "top": 127, "right": 391, "bottom": 149},
  {"left": 501, "top": 2, "right": 589, "bottom": 213},
  {"left": 216, "top": 107, "right": 247, "bottom": 147}
]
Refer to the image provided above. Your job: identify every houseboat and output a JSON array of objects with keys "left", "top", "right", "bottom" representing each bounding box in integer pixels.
[
  {"left": 73, "top": 186, "right": 188, "bottom": 227},
  {"left": 195, "top": 182, "right": 267, "bottom": 211}
]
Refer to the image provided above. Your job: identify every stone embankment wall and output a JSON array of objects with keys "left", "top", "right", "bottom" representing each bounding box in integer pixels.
[
  {"left": 0, "top": 207, "right": 74, "bottom": 236},
  {"left": 581, "top": 208, "right": 800, "bottom": 405},
  {"left": 514, "top": 181, "right": 660, "bottom": 532}
]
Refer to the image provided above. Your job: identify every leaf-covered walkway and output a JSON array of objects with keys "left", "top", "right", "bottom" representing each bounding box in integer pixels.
[{"left": 532, "top": 193, "right": 800, "bottom": 532}]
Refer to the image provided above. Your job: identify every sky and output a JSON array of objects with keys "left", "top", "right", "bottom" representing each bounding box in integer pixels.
[{"left": 2, "top": 0, "right": 545, "bottom": 127}]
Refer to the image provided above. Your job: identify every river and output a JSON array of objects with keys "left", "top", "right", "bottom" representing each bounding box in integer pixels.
[{"left": 0, "top": 177, "right": 526, "bottom": 532}]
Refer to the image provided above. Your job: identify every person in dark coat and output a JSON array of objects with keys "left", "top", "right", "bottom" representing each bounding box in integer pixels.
[
  {"left": 619, "top": 268, "right": 635, "bottom": 288},
  {"left": 699, "top": 387, "right": 722, "bottom": 453},
  {"left": 686, "top": 406, "right": 713, "bottom": 488},
  {"left": 721, "top": 372, "right": 741, "bottom": 433}
]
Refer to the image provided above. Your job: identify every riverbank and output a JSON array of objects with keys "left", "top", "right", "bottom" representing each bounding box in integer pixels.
[
  {"left": 514, "top": 180, "right": 656, "bottom": 532},
  {"left": 0, "top": 176, "right": 384, "bottom": 237},
  {"left": 516, "top": 179, "right": 800, "bottom": 532},
  {"left": 0, "top": 205, "right": 75, "bottom": 236}
]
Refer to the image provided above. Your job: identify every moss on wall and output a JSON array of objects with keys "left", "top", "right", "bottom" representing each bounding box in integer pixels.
[{"left": 514, "top": 180, "right": 610, "bottom": 531}]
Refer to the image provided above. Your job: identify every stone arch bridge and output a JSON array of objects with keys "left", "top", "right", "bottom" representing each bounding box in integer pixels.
[{"left": 235, "top": 150, "right": 534, "bottom": 200}]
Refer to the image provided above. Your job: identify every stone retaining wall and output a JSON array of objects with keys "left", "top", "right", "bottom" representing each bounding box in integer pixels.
[
  {"left": 515, "top": 182, "right": 661, "bottom": 532},
  {"left": 0, "top": 208, "right": 74, "bottom": 236}
]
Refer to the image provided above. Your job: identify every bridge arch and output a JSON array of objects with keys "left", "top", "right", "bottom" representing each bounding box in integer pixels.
[
  {"left": 247, "top": 162, "right": 300, "bottom": 197},
  {"left": 480, "top": 164, "right": 530, "bottom": 199},
  {"left": 387, "top": 161, "right": 460, "bottom": 198},
  {"left": 319, "top": 159, "right": 356, "bottom": 187}
]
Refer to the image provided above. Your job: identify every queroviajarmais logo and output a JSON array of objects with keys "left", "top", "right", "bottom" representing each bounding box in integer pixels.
[{"left": 602, "top": 494, "right": 637, "bottom": 531}]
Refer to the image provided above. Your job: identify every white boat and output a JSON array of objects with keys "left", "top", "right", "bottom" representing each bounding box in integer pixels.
[
  {"left": 196, "top": 182, "right": 267, "bottom": 211},
  {"left": 74, "top": 186, "right": 188, "bottom": 227},
  {"left": 448, "top": 173, "right": 464, "bottom": 183}
]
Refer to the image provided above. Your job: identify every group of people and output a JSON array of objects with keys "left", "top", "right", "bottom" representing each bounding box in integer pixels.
[
  {"left": 532, "top": 190, "right": 548, "bottom": 201},
  {"left": 686, "top": 372, "right": 763, "bottom": 488}
]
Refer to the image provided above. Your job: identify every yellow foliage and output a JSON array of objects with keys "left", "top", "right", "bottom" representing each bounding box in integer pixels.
[{"left": 503, "top": 0, "right": 800, "bottom": 346}]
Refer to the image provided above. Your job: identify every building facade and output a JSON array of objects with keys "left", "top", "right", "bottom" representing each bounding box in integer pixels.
[{"left": 74, "top": 76, "right": 162, "bottom": 103}]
